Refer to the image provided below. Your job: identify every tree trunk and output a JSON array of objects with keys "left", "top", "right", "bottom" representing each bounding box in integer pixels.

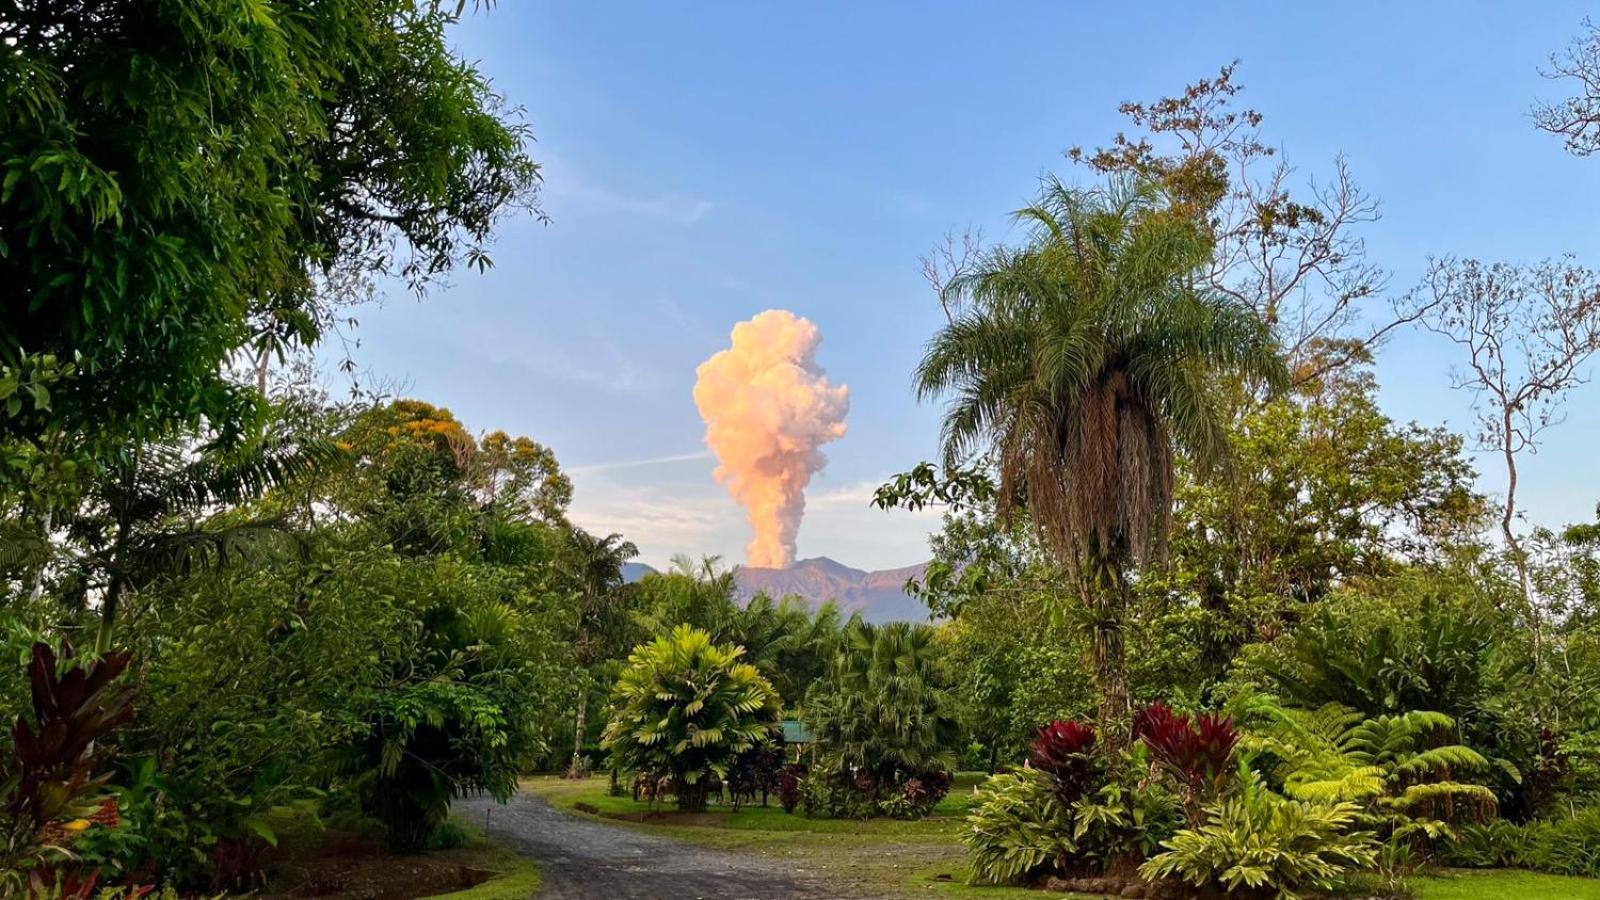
[
  {"left": 1500, "top": 417, "right": 1544, "bottom": 674},
  {"left": 676, "top": 779, "right": 708, "bottom": 812},
  {"left": 1083, "top": 551, "right": 1132, "bottom": 755},
  {"left": 567, "top": 686, "right": 587, "bottom": 777},
  {"left": 24, "top": 506, "right": 52, "bottom": 605}
]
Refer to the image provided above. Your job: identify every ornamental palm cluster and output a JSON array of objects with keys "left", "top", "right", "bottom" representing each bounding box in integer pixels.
[
  {"left": 805, "top": 620, "right": 958, "bottom": 790},
  {"left": 601, "top": 625, "right": 782, "bottom": 812},
  {"left": 916, "top": 178, "right": 1287, "bottom": 744}
]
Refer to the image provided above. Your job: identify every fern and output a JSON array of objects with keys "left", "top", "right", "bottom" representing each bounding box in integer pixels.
[{"left": 1238, "top": 699, "right": 1504, "bottom": 839}]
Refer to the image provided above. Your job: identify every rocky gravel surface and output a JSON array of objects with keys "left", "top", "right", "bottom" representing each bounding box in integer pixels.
[{"left": 459, "top": 790, "right": 840, "bottom": 899}]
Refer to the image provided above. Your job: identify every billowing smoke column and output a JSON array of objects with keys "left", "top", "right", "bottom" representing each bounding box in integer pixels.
[{"left": 693, "top": 310, "right": 849, "bottom": 569}]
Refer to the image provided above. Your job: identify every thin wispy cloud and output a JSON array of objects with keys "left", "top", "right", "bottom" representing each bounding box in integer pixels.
[
  {"left": 568, "top": 450, "right": 711, "bottom": 476},
  {"left": 805, "top": 478, "right": 938, "bottom": 517},
  {"left": 484, "top": 336, "right": 659, "bottom": 396},
  {"left": 547, "top": 173, "right": 714, "bottom": 227}
]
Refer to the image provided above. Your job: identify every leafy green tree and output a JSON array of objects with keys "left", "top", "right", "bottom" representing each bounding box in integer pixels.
[
  {"left": 33, "top": 419, "right": 333, "bottom": 651},
  {"left": 915, "top": 179, "right": 1286, "bottom": 748},
  {"left": 716, "top": 593, "right": 843, "bottom": 707},
  {"left": 805, "top": 620, "right": 958, "bottom": 789},
  {"left": 560, "top": 529, "right": 639, "bottom": 775},
  {"left": 602, "top": 625, "right": 782, "bottom": 812},
  {"left": 337, "top": 576, "right": 558, "bottom": 852},
  {"left": 1, "top": 1, "right": 542, "bottom": 452},
  {"left": 1170, "top": 357, "right": 1484, "bottom": 676}
]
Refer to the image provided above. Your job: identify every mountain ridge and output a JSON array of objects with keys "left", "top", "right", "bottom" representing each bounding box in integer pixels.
[{"left": 621, "top": 556, "right": 930, "bottom": 623}]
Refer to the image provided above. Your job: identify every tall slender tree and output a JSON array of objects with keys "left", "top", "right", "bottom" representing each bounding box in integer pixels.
[
  {"left": 915, "top": 180, "right": 1286, "bottom": 749},
  {"left": 561, "top": 529, "right": 638, "bottom": 776}
]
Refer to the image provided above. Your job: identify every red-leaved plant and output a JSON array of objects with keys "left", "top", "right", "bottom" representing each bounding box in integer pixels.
[
  {"left": 1132, "top": 702, "right": 1239, "bottom": 822},
  {"left": 902, "top": 770, "right": 952, "bottom": 815},
  {"left": 1030, "top": 720, "right": 1101, "bottom": 802},
  {"left": 2, "top": 641, "right": 136, "bottom": 888},
  {"left": 778, "top": 763, "right": 808, "bottom": 814}
]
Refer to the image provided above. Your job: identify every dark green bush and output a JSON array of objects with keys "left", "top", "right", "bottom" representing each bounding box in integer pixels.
[
  {"left": 1520, "top": 807, "right": 1600, "bottom": 877},
  {"left": 431, "top": 822, "right": 470, "bottom": 850}
]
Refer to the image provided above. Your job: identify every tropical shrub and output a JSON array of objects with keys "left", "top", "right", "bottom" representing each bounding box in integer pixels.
[
  {"left": 804, "top": 620, "right": 958, "bottom": 813},
  {"left": 799, "top": 764, "right": 954, "bottom": 820},
  {"left": 778, "top": 763, "right": 808, "bottom": 814},
  {"left": 1, "top": 642, "right": 134, "bottom": 891},
  {"left": 1134, "top": 702, "right": 1240, "bottom": 820},
  {"left": 601, "top": 625, "right": 782, "bottom": 812},
  {"left": 1240, "top": 700, "right": 1501, "bottom": 842},
  {"left": 1438, "top": 818, "right": 1529, "bottom": 869},
  {"left": 1441, "top": 806, "right": 1600, "bottom": 877},
  {"left": 964, "top": 767, "right": 1078, "bottom": 885},
  {"left": 882, "top": 770, "right": 953, "bottom": 819},
  {"left": 798, "top": 762, "right": 886, "bottom": 819},
  {"left": 964, "top": 754, "right": 1183, "bottom": 885},
  {"left": 1518, "top": 806, "right": 1600, "bottom": 877},
  {"left": 1030, "top": 720, "right": 1100, "bottom": 802},
  {"left": 726, "top": 738, "right": 785, "bottom": 810},
  {"left": 1139, "top": 773, "right": 1379, "bottom": 899}
]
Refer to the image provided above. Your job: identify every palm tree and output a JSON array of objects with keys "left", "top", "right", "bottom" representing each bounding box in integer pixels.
[
  {"left": 915, "top": 179, "right": 1286, "bottom": 748},
  {"left": 561, "top": 528, "right": 639, "bottom": 775},
  {"left": 806, "top": 619, "right": 958, "bottom": 787},
  {"left": 41, "top": 422, "right": 334, "bottom": 652}
]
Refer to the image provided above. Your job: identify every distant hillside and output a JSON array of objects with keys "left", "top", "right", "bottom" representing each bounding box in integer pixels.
[
  {"left": 621, "top": 562, "right": 658, "bottom": 583},
  {"left": 621, "top": 556, "right": 931, "bottom": 622},
  {"left": 735, "top": 557, "right": 930, "bottom": 623}
]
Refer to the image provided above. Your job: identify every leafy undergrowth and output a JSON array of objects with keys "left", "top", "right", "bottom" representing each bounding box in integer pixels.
[{"left": 259, "top": 805, "right": 538, "bottom": 900}]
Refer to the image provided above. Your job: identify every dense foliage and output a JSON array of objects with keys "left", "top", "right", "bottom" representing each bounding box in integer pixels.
[
  {"left": 802, "top": 620, "right": 958, "bottom": 818},
  {"left": 601, "top": 626, "right": 782, "bottom": 812},
  {"left": 4, "top": 13, "right": 1600, "bottom": 898}
]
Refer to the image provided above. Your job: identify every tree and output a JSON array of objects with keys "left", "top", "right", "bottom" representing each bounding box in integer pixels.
[
  {"left": 1171, "top": 354, "right": 1484, "bottom": 674},
  {"left": 1410, "top": 258, "right": 1600, "bottom": 641},
  {"left": 338, "top": 399, "right": 572, "bottom": 557},
  {"left": 1, "top": 1, "right": 542, "bottom": 453},
  {"left": 34, "top": 420, "right": 333, "bottom": 651},
  {"left": 1068, "top": 64, "right": 1399, "bottom": 386},
  {"left": 560, "top": 529, "right": 638, "bottom": 776},
  {"left": 601, "top": 625, "right": 782, "bottom": 812},
  {"left": 915, "top": 179, "right": 1286, "bottom": 748},
  {"left": 1535, "top": 18, "right": 1600, "bottom": 156},
  {"left": 336, "top": 583, "right": 555, "bottom": 853},
  {"left": 805, "top": 620, "right": 958, "bottom": 789}
]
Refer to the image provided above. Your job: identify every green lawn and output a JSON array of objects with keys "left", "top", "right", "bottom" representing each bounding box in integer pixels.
[
  {"left": 526, "top": 776, "right": 1600, "bottom": 899},
  {"left": 1413, "top": 870, "right": 1600, "bottom": 900},
  {"left": 422, "top": 820, "right": 542, "bottom": 900}
]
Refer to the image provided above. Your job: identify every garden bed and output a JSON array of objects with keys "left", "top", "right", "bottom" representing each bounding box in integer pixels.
[{"left": 258, "top": 816, "right": 539, "bottom": 900}]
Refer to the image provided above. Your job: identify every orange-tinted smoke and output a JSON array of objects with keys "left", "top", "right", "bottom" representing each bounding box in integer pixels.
[{"left": 693, "top": 310, "right": 849, "bottom": 569}]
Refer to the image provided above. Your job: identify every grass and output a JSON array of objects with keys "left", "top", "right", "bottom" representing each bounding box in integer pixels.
[
  {"left": 526, "top": 775, "right": 1600, "bottom": 899},
  {"left": 1412, "top": 869, "right": 1600, "bottom": 900},
  {"left": 420, "top": 820, "right": 541, "bottom": 900},
  {"left": 527, "top": 773, "right": 1054, "bottom": 898}
]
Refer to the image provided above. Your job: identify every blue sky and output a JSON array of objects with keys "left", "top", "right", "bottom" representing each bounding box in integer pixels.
[{"left": 346, "top": 2, "right": 1600, "bottom": 570}]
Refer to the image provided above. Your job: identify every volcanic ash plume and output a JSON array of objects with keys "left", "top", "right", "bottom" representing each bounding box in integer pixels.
[{"left": 693, "top": 310, "right": 849, "bottom": 569}]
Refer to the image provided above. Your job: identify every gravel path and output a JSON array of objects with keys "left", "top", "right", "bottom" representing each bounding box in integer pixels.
[{"left": 459, "top": 790, "right": 837, "bottom": 899}]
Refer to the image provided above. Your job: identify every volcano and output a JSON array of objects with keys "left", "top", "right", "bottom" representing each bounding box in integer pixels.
[{"left": 622, "top": 557, "right": 931, "bottom": 623}]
